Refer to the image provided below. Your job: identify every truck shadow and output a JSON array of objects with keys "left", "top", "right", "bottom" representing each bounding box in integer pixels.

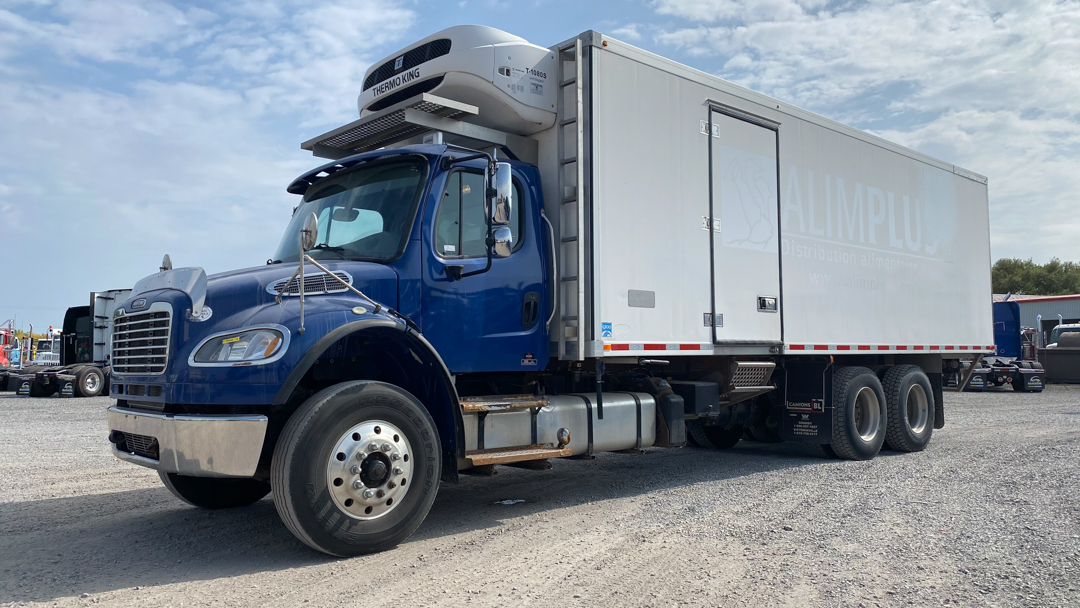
[{"left": 0, "top": 440, "right": 864, "bottom": 603}]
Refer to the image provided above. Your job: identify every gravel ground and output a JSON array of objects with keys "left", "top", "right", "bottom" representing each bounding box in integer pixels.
[{"left": 1, "top": 387, "right": 1078, "bottom": 608}]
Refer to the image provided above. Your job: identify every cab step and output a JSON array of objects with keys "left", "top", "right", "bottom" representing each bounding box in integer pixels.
[{"left": 465, "top": 444, "right": 572, "bottom": 466}]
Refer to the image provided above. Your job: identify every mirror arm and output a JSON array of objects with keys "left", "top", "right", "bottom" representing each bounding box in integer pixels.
[{"left": 457, "top": 233, "right": 494, "bottom": 279}]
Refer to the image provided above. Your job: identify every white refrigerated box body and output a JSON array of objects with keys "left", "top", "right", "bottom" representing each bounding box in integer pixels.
[{"left": 529, "top": 32, "right": 994, "bottom": 359}]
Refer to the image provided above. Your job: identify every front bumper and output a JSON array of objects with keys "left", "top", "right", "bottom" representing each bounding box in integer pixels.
[{"left": 107, "top": 406, "right": 268, "bottom": 478}]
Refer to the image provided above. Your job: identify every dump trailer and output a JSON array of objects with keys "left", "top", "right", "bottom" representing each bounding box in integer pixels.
[
  {"left": 106, "top": 26, "right": 994, "bottom": 556},
  {"left": 15, "top": 290, "right": 130, "bottom": 397}
]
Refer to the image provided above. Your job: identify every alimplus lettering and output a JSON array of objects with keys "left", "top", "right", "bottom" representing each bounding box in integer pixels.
[{"left": 373, "top": 68, "right": 421, "bottom": 96}]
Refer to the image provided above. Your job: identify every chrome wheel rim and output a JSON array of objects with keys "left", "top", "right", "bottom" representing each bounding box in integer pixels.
[
  {"left": 326, "top": 420, "right": 413, "bottom": 521},
  {"left": 84, "top": 373, "right": 100, "bottom": 393},
  {"left": 852, "top": 387, "right": 881, "bottom": 442},
  {"left": 905, "top": 383, "right": 929, "bottom": 434}
]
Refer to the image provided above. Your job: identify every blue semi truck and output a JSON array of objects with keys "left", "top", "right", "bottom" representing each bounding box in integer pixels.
[{"left": 107, "top": 26, "right": 997, "bottom": 555}]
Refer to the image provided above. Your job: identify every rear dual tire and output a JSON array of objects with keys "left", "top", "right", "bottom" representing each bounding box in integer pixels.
[
  {"left": 829, "top": 367, "right": 888, "bottom": 460},
  {"left": 882, "top": 365, "right": 934, "bottom": 452}
]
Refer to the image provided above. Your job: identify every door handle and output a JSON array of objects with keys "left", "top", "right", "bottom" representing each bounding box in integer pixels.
[{"left": 522, "top": 292, "right": 540, "bottom": 328}]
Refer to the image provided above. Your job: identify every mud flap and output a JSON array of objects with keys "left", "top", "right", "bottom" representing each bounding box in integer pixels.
[
  {"left": 929, "top": 372, "right": 945, "bottom": 429},
  {"left": 780, "top": 358, "right": 833, "bottom": 444}
]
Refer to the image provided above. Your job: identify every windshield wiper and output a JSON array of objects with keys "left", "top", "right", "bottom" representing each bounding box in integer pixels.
[{"left": 311, "top": 244, "right": 348, "bottom": 260}]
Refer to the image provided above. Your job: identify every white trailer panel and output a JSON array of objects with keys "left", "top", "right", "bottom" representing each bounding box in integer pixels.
[{"left": 554, "top": 33, "right": 992, "bottom": 357}]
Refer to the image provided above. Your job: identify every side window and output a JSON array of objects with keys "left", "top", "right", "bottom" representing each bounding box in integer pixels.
[
  {"left": 435, "top": 170, "right": 526, "bottom": 258},
  {"left": 435, "top": 172, "right": 462, "bottom": 257},
  {"left": 459, "top": 172, "right": 488, "bottom": 257}
]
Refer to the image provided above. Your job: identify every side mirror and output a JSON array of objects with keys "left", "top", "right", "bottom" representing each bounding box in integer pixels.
[
  {"left": 492, "top": 162, "right": 513, "bottom": 226},
  {"left": 300, "top": 212, "right": 319, "bottom": 251},
  {"left": 492, "top": 227, "right": 513, "bottom": 258}
]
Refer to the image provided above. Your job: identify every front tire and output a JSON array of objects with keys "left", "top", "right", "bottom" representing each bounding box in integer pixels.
[
  {"left": 882, "top": 365, "right": 934, "bottom": 452},
  {"left": 159, "top": 472, "right": 270, "bottom": 509},
  {"left": 829, "top": 366, "right": 887, "bottom": 460},
  {"left": 271, "top": 381, "right": 441, "bottom": 557}
]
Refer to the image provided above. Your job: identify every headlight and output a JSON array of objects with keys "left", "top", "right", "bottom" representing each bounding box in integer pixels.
[{"left": 193, "top": 328, "right": 285, "bottom": 363}]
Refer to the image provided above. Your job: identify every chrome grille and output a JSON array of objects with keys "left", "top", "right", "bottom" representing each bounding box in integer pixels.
[
  {"left": 112, "top": 307, "right": 171, "bottom": 374},
  {"left": 268, "top": 271, "right": 351, "bottom": 296},
  {"left": 120, "top": 432, "right": 159, "bottom": 459}
]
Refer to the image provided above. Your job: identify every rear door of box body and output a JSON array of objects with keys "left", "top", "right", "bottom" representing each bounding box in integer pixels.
[
  {"left": 707, "top": 108, "right": 782, "bottom": 345},
  {"left": 587, "top": 44, "right": 783, "bottom": 353}
]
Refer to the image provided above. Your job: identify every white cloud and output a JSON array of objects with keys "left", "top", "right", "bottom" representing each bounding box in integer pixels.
[
  {"left": 651, "top": 0, "right": 1080, "bottom": 262},
  {"left": 653, "top": 0, "right": 827, "bottom": 23},
  {"left": 611, "top": 23, "right": 643, "bottom": 41},
  {"left": 0, "top": 0, "right": 417, "bottom": 327}
]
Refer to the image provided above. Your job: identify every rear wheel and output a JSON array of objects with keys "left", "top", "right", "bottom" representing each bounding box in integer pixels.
[
  {"left": 688, "top": 420, "right": 743, "bottom": 449},
  {"left": 829, "top": 366, "right": 887, "bottom": 460},
  {"left": 159, "top": 472, "right": 270, "bottom": 509},
  {"left": 881, "top": 365, "right": 934, "bottom": 452},
  {"left": 75, "top": 367, "right": 105, "bottom": 398},
  {"left": 685, "top": 420, "right": 706, "bottom": 447},
  {"left": 703, "top": 426, "right": 743, "bottom": 449},
  {"left": 272, "top": 381, "right": 441, "bottom": 557}
]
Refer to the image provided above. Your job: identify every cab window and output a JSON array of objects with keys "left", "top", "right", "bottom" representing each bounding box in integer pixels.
[{"left": 435, "top": 170, "right": 524, "bottom": 258}]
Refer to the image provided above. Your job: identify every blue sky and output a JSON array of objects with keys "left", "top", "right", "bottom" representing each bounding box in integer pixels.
[{"left": 1, "top": 0, "right": 1078, "bottom": 331}]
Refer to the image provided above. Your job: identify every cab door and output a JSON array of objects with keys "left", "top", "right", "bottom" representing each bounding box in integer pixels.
[
  {"left": 708, "top": 107, "right": 783, "bottom": 345},
  {"left": 420, "top": 164, "right": 547, "bottom": 373}
]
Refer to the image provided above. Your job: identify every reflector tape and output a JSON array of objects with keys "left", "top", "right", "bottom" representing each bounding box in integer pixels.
[
  {"left": 599, "top": 343, "right": 996, "bottom": 354},
  {"left": 782, "top": 344, "right": 997, "bottom": 353}
]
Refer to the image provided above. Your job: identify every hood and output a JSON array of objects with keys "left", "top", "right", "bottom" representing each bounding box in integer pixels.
[{"left": 202, "top": 260, "right": 398, "bottom": 320}]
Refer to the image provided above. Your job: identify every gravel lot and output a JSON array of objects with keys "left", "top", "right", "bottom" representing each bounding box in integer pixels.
[{"left": 1, "top": 387, "right": 1078, "bottom": 608}]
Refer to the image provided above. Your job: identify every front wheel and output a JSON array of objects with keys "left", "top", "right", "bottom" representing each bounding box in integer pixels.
[
  {"left": 271, "top": 381, "right": 441, "bottom": 557},
  {"left": 159, "top": 472, "right": 270, "bottom": 509}
]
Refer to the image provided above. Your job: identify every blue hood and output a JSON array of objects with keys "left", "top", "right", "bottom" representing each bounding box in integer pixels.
[
  {"left": 189, "top": 259, "right": 399, "bottom": 338},
  {"left": 113, "top": 260, "right": 399, "bottom": 396}
]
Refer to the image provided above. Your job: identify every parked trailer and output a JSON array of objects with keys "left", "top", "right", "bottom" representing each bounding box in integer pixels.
[
  {"left": 106, "top": 26, "right": 993, "bottom": 556},
  {"left": 15, "top": 290, "right": 130, "bottom": 397}
]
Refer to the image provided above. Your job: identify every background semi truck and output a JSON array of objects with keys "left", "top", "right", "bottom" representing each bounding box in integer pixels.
[
  {"left": 955, "top": 300, "right": 1045, "bottom": 392},
  {"left": 14, "top": 290, "right": 130, "bottom": 397},
  {"left": 106, "top": 26, "right": 994, "bottom": 556}
]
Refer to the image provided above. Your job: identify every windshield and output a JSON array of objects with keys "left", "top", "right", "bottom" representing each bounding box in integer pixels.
[
  {"left": 1049, "top": 326, "right": 1080, "bottom": 343},
  {"left": 273, "top": 158, "right": 427, "bottom": 263}
]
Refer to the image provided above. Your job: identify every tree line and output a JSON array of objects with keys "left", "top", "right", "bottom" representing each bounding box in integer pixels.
[{"left": 992, "top": 258, "right": 1080, "bottom": 296}]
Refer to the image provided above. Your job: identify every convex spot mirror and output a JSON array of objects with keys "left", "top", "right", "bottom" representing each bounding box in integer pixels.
[
  {"left": 300, "top": 212, "right": 319, "bottom": 251},
  {"left": 492, "top": 227, "right": 513, "bottom": 258},
  {"left": 492, "top": 162, "right": 513, "bottom": 227}
]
